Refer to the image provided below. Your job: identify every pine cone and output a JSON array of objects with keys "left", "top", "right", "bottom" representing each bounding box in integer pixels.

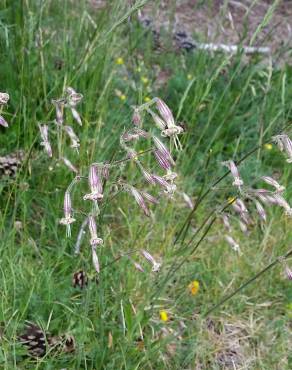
[
  {"left": 0, "top": 150, "right": 25, "bottom": 178},
  {"left": 72, "top": 270, "right": 88, "bottom": 289},
  {"left": 19, "top": 322, "right": 47, "bottom": 357}
]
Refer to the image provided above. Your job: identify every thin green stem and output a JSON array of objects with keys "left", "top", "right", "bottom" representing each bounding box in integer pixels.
[{"left": 204, "top": 248, "right": 292, "bottom": 317}]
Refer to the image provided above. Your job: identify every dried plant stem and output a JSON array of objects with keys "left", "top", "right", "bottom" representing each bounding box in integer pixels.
[{"left": 205, "top": 248, "right": 292, "bottom": 317}]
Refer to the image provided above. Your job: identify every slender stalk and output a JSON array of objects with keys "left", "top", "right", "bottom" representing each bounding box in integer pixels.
[{"left": 205, "top": 249, "right": 292, "bottom": 317}]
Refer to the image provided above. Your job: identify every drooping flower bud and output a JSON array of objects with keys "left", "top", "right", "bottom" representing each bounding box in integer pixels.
[
  {"left": 141, "top": 250, "right": 161, "bottom": 272},
  {"left": 88, "top": 215, "right": 103, "bottom": 247},
  {"left": 59, "top": 192, "right": 76, "bottom": 237},
  {"left": 64, "top": 125, "right": 80, "bottom": 151},
  {"left": 152, "top": 136, "right": 175, "bottom": 166},
  {"left": 132, "top": 108, "right": 142, "bottom": 127},
  {"left": 62, "top": 157, "right": 78, "bottom": 173},
  {"left": 92, "top": 248, "right": 100, "bottom": 273},
  {"left": 273, "top": 134, "right": 292, "bottom": 163},
  {"left": 261, "top": 176, "right": 285, "bottom": 193},
  {"left": 0, "top": 115, "right": 8, "bottom": 128},
  {"left": 225, "top": 235, "right": 241, "bottom": 254},
  {"left": 222, "top": 160, "right": 243, "bottom": 188},
  {"left": 38, "top": 124, "right": 53, "bottom": 157},
  {"left": 156, "top": 98, "right": 175, "bottom": 128},
  {"left": 84, "top": 165, "right": 103, "bottom": 201},
  {"left": 129, "top": 186, "right": 150, "bottom": 217},
  {"left": 254, "top": 199, "right": 267, "bottom": 222}
]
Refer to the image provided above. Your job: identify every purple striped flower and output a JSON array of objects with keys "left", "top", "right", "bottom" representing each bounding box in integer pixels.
[
  {"left": 222, "top": 214, "right": 231, "bottom": 232},
  {"left": 156, "top": 98, "right": 175, "bottom": 128},
  {"left": 59, "top": 192, "right": 76, "bottom": 237},
  {"left": 141, "top": 250, "right": 161, "bottom": 272},
  {"left": 254, "top": 199, "right": 267, "bottom": 222},
  {"left": 129, "top": 186, "right": 150, "bottom": 217},
  {"left": 140, "top": 191, "right": 159, "bottom": 204},
  {"left": 84, "top": 165, "right": 103, "bottom": 201},
  {"left": 154, "top": 150, "right": 171, "bottom": 170},
  {"left": 147, "top": 108, "right": 166, "bottom": 130},
  {"left": 92, "top": 248, "right": 100, "bottom": 273},
  {"left": 136, "top": 162, "right": 156, "bottom": 185},
  {"left": 38, "top": 124, "right": 53, "bottom": 157},
  {"left": 152, "top": 136, "right": 175, "bottom": 166},
  {"left": 52, "top": 98, "right": 65, "bottom": 125},
  {"left": 64, "top": 125, "right": 80, "bottom": 151},
  {"left": 62, "top": 157, "right": 78, "bottom": 173},
  {"left": 225, "top": 235, "right": 241, "bottom": 254},
  {"left": 132, "top": 108, "right": 142, "bottom": 127},
  {"left": 88, "top": 215, "right": 103, "bottom": 247},
  {"left": 261, "top": 176, "right": 285, "bottom": 193},
  {"left": 0, "top": 115, "right": 8, "bottom": 128},
  {"left": 273, "top": 134, "right": 292, "bottom": 163},
  {"left": 222, "top": 160, "right": 243, "bottom": 188}
]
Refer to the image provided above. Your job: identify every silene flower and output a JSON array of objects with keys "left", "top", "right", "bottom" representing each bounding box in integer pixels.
[
  {"left": 225, "top": 235, "right": 241, "bottom": 254},
  {"left": 273, "top": 134, "right": 292, "bottom": 163},
  {"left": 88, "top": 215, "right": 103, "bottom": 247},
  {"left": 66, "top": 87, "right": 83, "bottom": 126},
  {"left": 62, "top": 157, "right": 78, "bottom": 174},
  {"left": 261, "top": 176, "right": 285, "bottom": 193},
  {"left": 278, "top": 256, "right": 292, "bottom": 281},
  {"left": 59, "top": 192, "right": 76, "bottom": 237},
  {"left": 38, "top": 124, "right": 52, "bottom": 157},
  {"left": 0, "top": 115, "right": 8, "bottom": 128},
  {"left": 128, "top": 186, "right": 150, "bottom": 217},
  {"left": 52, "top": 98, "right": 65, "bottom": 125},
  {"left": 253, "top": 199, "right": 267, "bottom": 222},
  {"left": 64, "top": 125, "right": 80, "bottom": 152},
  {"left": 141, "top": 250, "right": 161, "bottom": 272},
  {"left": 222, "top": 160, "right": 243, "bottom": 189},
  {"left": 84, "top": 165, "right": 103, "bottom": 202}
]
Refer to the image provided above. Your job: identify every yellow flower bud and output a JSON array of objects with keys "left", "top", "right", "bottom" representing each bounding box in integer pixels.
[
  {"left": 116, "top": 57, "right": 124, "bottom": 65},
  {"left": 159, "top": 310, "right": 168, "bottom": 322},
  {"left": 188, "top": 280, "right": 199, "bottom": 295},
  {"left": 264, "top": 143, "right": 273, "bottom": 150}
]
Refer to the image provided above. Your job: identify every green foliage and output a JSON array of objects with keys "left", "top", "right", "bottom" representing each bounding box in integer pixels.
[{"left": 0, "top": 0, "right": 291, "bottom": 368}]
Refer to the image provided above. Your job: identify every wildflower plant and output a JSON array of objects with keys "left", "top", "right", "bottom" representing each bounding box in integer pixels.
[{"left": 56, "top": 95, "right": 184, "bottom": 275}]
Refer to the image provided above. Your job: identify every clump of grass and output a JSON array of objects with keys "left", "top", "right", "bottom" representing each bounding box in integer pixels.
[{"left": 0, "top": 0, "right": 292, "bottom": 368}]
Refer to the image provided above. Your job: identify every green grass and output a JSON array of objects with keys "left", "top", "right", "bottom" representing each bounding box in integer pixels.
[{"left": 0, "top": 0, "right": 292, "bottom": 368}]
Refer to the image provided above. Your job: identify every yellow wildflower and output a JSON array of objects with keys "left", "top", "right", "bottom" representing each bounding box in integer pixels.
[
  {"left": 159, "top": 310, "right": 168, "bottom": 322},
  {"left": 264, "top": 143, "right": 273, "bottom": 150},
  {"left": 120, "top": 94, "right": 126, "bottom": 101},
  {"left": 141, "top": 76, "right": 149, "bottom": 84},
  {"left": 188, "top": 280, "right": 199, "bottom": 295},
  {"left": 116, "top": 57, "right": 124, "bottom": 65},
  {"left": 187, "top": 74, "right": 193, "bottom": 80},
  {"left": 144, "top": 96, "right": 151, "bottom": 102}
]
